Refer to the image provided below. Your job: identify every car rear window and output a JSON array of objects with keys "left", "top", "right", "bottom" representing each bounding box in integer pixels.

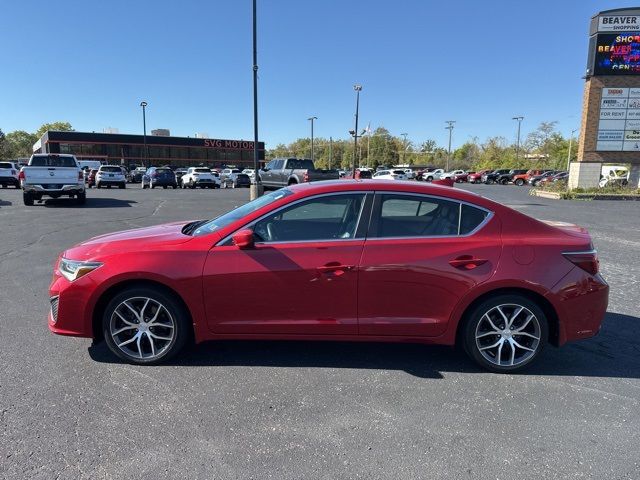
[
  {"left": 101, "top": 166, "right": 121, "bottom": 172},
  {"left": 392, "top": 170, "right": 405, "bottom": 175},
  {"left": 29, "top": 156, "right": 77, "bottom": 167},
  {"left": 157, "top": 168, "right": 172, "bottom": 173},
  {"left": 195, "top": 168, "right": 210, "bottom": 173},
  {"left": 0, "top": 162, "right": 14, "bottom": 169}
]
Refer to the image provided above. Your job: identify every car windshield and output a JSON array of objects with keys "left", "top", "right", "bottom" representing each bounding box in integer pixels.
[
  {"left": 192, "top": 188, "right": 294, "bottom": 236},
  {"left": 30, "top": 156, "right": 77, "bottom": 167},
  {"left": 101, "top": 166, "right": 121, "bottom": 172}
]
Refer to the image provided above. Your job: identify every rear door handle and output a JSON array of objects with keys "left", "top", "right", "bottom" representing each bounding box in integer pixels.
[{"left": 449, "top": 256, "right": 488, "bottom": 270}]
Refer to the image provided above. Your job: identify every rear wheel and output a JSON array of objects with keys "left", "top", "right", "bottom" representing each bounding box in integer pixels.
[
  {"left": 462, "top": 294, "right": 547, "bottom": 373},
  {"left": 515, "top": 179, "right": 525, "bottom": 186},
  {"left": 76, "top": 191, "right": 86, "bottom": 205},
  {"left": 500, "top": 178, "right": 509, "bottom": 185},
  {"left": 426, "top": 176, "right": 433, "bottom": 182},
  {"left": 119, "top": 183, "right": 126, "bottom": 189},
  {"left": 23, "top": 192, "right": 34, "bottom": 206},
  {"left": 102, "top": 286, "right": 191, "bottom": 365},
  {"left": 96, "top": 182, "right": 102, "bottom": 189}
]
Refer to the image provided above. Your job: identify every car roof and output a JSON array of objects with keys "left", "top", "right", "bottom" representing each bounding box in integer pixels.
[{"left": 286, "top": 179, "right": 494, "bottom": 208}]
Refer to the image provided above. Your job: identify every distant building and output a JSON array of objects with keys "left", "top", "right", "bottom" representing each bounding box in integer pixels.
[
  {"left": 33, "top": 130, "right": 265, "bottom": 168},
  {"left": 151, "top": 128, "right": 170, "bottom": 136}
]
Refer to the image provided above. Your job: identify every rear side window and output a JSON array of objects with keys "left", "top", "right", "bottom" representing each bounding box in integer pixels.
[
  {"left": 30, "top": 156, "right": 77, "bottom": 167},
  {"left": 372, "top": 194, "right": 490, "bottom": 238}
]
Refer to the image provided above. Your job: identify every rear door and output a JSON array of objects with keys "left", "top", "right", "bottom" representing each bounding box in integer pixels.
[{"left": 358, "top": 192, "right": 501, "bottom": 337}]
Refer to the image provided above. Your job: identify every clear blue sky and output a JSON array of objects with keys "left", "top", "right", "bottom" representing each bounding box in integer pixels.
[{"left": 0, "top": 0, "right": 635, "bottom": 149}]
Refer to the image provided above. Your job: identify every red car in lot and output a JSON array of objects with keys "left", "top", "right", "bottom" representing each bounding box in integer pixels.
[
  {"left": 467, "top": 169, "right": 491, "bottom": 184},
  {"left": 49, "top": 180, "right": 608, "bottom": 372}
]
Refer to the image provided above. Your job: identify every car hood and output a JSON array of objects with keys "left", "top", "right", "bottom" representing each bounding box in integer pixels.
[{"left": 65, "top": 221, "right": 194, "bottom": 260}]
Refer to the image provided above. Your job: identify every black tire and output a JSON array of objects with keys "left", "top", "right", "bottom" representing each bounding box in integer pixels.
[
  {"left": 102, "top": 286, "right": 192, "bottom": 365},
  {"left": 119, "top": 183, "right": 126, "bottom": 189},
  {"left": 151, "top": 184, "right": 156, "bottom": 189},
  {"left": 162, "top": 185, "right": 167, "bottom": 189},
  {"left": 462, "top": 294, "right": 548, "bottom": 373},
  {"left": 426, "top": 176, "right": 433, "bottom": 182},
  {"left": 96, "top": 182, "right": 102, "bottom": 189},
  {"left": 515, "top": 179, "right": 524, "bottom": 186},
  {"left": 500, "top": 178, "right": 509, "bottom": 185},
  {"left": 485, "top": 179, "right": 493, "bottom": 185},
  {"left": 76, "top": 191, "right": 86, "bottom": 205},
  {"left": 23, "top": 191, "right": 34, "bottom": 206}
]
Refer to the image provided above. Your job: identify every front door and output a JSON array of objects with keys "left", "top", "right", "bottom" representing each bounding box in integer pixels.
[
  {"left": 203, "top": 193, "right": 370, "bottom": 335},
  {"left": 358, "top": 193, "right": 501, "bottom": 337}
]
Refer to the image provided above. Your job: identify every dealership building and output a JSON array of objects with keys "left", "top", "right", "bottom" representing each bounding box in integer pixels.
[{"left": 32, "top": 130, "right": 265, "bottom": 169}]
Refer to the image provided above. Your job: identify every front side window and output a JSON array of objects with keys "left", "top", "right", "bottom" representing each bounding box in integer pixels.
[
  {"left": 253, "top": 194, "right": 365, "bottom": 242},
  {"left": 372, "top": 194, "right": 490, "bottom": 238}
]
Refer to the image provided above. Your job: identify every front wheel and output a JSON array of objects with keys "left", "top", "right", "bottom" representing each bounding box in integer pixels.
[
  {"left": 515, "top": 179, "right": 524, "bottom": 186},
  {"left": 102, "top": 286, "right": 191, "bottom": 365},
  {"left": 462, "top": 294, "right": 548, "bottom": 373},
  {"left": 425, "top": 176, "right": 433, "bottom": 182}
]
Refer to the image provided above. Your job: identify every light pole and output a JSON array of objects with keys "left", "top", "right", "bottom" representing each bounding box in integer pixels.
[
  {"left": 140, "top": 101, "right": 148, "bottom": 167},
  {"left": 329, "top": 136, "right": 333, "bottom": 169},
  {"left": 351, "top": 84, "right": 362, "bottom": 177},
  {"left": 445, "top": 121, "right": 455, "bottom": 171},
  {"left": 250, "top": 0, "right": 262, "bottom": 200},
  {"left": 401, "top": 133, "right": 408, "bottom": 165},
  {"left": 566, "top": 128, "right": 578, "bottom": 171},
  {"left": 512, "top": 116, "right": 524, "bottom": 164},
  {"left": 308, "top": 116, "right": 317, "bottom": 161}
]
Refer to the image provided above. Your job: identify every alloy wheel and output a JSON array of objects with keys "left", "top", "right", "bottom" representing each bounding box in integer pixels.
[
  {"left": 109, "top": 296, "right": 176, "bottom": 360},
  {"left": 474, "top": 304, "right": 541, "bottom": 368}
]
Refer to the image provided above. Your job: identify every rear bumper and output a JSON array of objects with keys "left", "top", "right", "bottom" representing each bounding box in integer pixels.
[
  {"left": 0, "top": 177, "right": 19, "bottom": 186},
  {"left": 23, "top": 184, "right": 84, "bottom": 194},
  {"left": 96, "top": 179, "right": 126, "bottom": 186},
  {"left": 548, "top": 269, "right": 609, "bottom": 345}
]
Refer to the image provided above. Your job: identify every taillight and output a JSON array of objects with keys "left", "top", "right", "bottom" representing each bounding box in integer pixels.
[
  {"left": 303, "top": 172, "right": 310, "bottom": 182},
  {"left": 563, "top": 250, "right": 599, "bottom": 275},
  {"left": 18, "top": 170, "right": 25, "bottom": 181},
  {"left": 78, "top": 171, "right": 84, "bottom": 180}
]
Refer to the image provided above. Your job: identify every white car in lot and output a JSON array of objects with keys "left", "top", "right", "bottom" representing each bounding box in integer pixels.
[
  {"left": 95, "top": 165, "right": 127, "bottom": 189},
  {"left": 0, "top": 161, "right": 21, "bottom": 188},
  {"left": 422, "top": 168, "right": 445, "bottom": 182},
  {"left": 373, "top": 169, "right": 408, "bottom": 180},
  {"left": 181, "top": 167, "right": 220, "bottom": 189},
  {"left": 440, "top": 169, "right": 466, "bottom": 180},
  {"left": 241, "top": 168, "right": 256, "bottom": 182},
  {"left": 403, "top": 168, "right": 416, "bottom": 180},
  {"left": 19, "top": 153, "right": 86, "bottom": 205}
]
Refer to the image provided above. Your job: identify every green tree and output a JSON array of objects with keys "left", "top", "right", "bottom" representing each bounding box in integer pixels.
[
  {"left": 0, "top": 129, "right": 6, "bottom": 159},
  {"left": 35, "top": 121, "right": 74, "bottom": 139},
  {"left": 4, "top": 130, "right": 37, "bottom": 158}
]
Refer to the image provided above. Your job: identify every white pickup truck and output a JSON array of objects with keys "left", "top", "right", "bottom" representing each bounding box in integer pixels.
[{"left": 19, "top": 154, "right": 86, "bottom": 206}]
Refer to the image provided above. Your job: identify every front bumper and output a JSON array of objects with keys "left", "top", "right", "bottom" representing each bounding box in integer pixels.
[
  {"left": 96, "top": 178, "right": 125, "bottom": 186},
  {"left": 48, "top": 272, "right": 95, "bottom": 337}
]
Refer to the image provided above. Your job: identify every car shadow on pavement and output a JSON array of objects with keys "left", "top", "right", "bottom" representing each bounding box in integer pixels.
[
  {"left": 42, "top": 198, "right": 137, "bottom": 208},
  {"left": 0, "top": 199, "right": 12, "bottom": 207},
  {"left": 87, "top": 312, "right": 640, "bottom": 379}
]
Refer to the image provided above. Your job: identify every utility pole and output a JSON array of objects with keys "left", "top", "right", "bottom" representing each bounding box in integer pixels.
[
  {"left": 445, "top": 121, "right": 455, "bottom": 171},
  {"left": 351, "top": 84, "right": 362, "bottom": 177},
  {"left": 401, "top": 132, "right": 408, "bottom": 165},
  {"left": 512, "top": 116, "right": 524, "bottom": 164},
  {"left": 308, "top": 116, "right": 317, "bottom": 161}
]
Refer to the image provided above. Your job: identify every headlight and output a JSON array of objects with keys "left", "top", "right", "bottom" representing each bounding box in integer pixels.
[{"left": 58, "top": 258, "right": 103, "bottom": 282}]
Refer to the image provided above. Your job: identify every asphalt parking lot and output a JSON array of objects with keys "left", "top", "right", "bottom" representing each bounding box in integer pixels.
[{"left": 1, "top": 183, "right": 639, "bottom": 479}]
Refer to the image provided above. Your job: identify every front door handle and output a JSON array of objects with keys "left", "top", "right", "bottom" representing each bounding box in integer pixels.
[
  {"left": 449, "top": 255, "right": 488, "bottom": 270},
  {"left": 317, "top": 263, "right": 355, "bottom": 275}
]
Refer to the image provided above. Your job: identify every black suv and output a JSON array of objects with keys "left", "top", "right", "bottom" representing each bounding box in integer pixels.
[
  {"left": 496, "top": 169, "right": 527, "bottom": 185},
  {"left": 482, "top": 169, "right": 511, "bottom": 184}
]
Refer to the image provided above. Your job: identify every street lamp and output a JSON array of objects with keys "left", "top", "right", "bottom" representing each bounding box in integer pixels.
[
  {"left": 445, "top": 121, "right": 455, "bottom": 171},
  {"left": 566, "top": 128, "right": 578, "bottom": 171},
  {"left": 140, "top": 101, "right": 148, "bottom": 167},
  {"left": 308, "top": 116, "right": 317, "bottom": 161},
  {"left": 352, "top": 84, "right": 362, "bottom": 177},
  {"left": 512, "top": 116, "right": 524, "bottom": 164},
  {"left": 250, "top": 0, "right": 262, "bottom": 200}
]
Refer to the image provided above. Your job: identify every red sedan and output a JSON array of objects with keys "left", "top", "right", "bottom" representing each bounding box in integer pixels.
[{"left": 49, "top": 180, "right": 608, "bottom": 372}]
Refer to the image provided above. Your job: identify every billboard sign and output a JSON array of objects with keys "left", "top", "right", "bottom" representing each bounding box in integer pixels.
[
  {"left": 597, "top": 87, "right": 640, "bottom": 150},
  {"left": 598, "top": 15, "right": 640, "bottom": 32},
  {"left": 593, "top": 32, "right": 640, "bottom": 75}
]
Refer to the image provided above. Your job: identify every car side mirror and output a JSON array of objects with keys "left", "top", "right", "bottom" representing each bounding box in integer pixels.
[
  {"left": 262, "top": 167, "right": 269, "bottom": 172},
  {"left": 232, "top": 229, "right": 255, "bottom": 249}
]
